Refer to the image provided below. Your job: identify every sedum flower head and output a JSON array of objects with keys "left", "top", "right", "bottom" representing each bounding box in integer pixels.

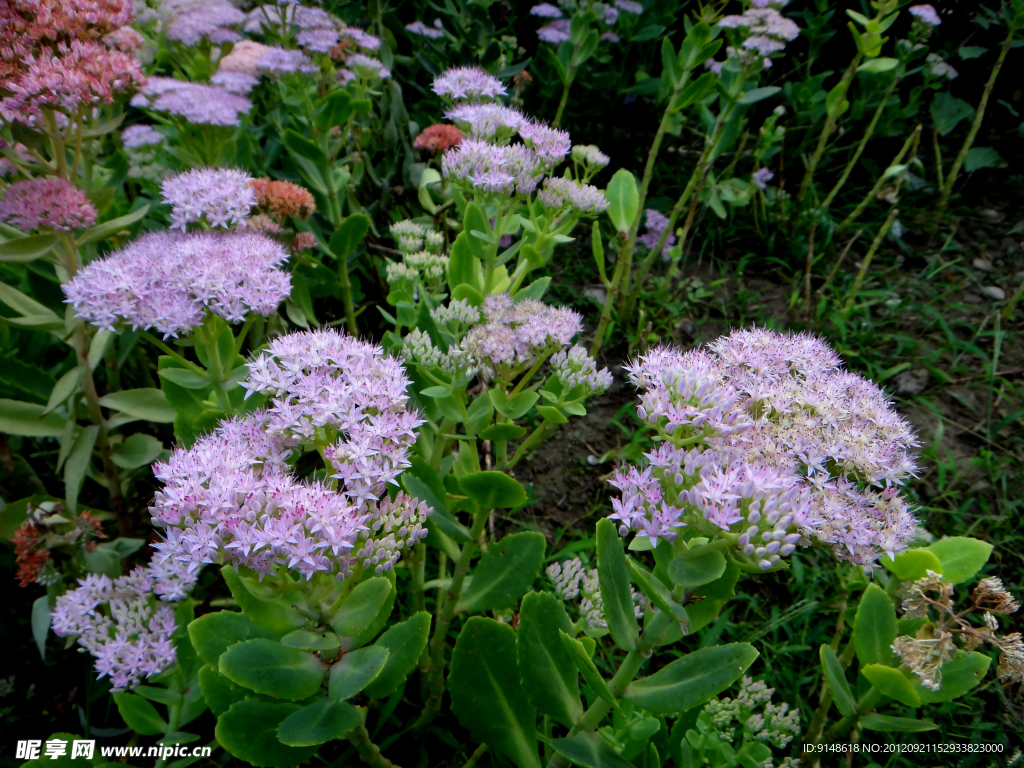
[
  {"left": 151, "top": 330, "right": 428, "bottom": 583},
  {"left": 537, "top": 176, "right": 609, "bottom": 214},
  {"left": 210, "top": 70, "right": 260, "bottom": 94},
  {"left": 551, "top": 344, "right": 613, "bottom": 395},
  {"left": 610, "top": 327, "right": 920, "bottom": 567},
  {"left": 132, "top": 76, "right": 252, "bottom": 126},
  {"left": 160, "top": 167, "right": 255, "bottom": 230},
  {"left": 414, "top": 124, "right": 464, "bottom": 152},
  {"left": 718, "top": 8, "right": 800, "bottom": 56},
  {"left": 530, "top": 4, "right": 563, "bottom": 18},
  {"left": 406, "top": 21, "right": 445, "bottom": 39},
  {"left": 637, "top": 209, "right": 676, "bottom": 255},
  {"left": 297, "top": 27, "right": 339, "bottom": 53},
  {"left": 445, "top": 103, "right": 528, "bottom": 141},
  {"left": 466, "top": 294, "right": 582, "bottom": 374},
  {"left": 0, "top": 177, "right": 97, "bottom": 232},
  {"left": 909, "top": 4, "right": 941, "bottom": 25},
  {"left": 572, "top": 144, "right": 610, "bottom": 169},
  {"left": 537, "top": 20, "right": 571, "bottom": 44},
  {"left": 432, "top": 66, "right": 507, "bottom": 102},
  {"left": 63, "top": 231, "right": 291, "bottom": 336},
  {"left": 249, "top": 178, "right": 316, "bottom": 220},
  {"left": 51, "top": 558, "right": 193, "bottom": 691}
]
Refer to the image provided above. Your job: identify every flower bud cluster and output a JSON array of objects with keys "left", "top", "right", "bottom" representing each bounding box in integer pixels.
[
  {"left": 610, "top": 328, "right": 921, "bottom": 568},
  {"left": 122, "top": 125, "right": 168, "bottom": 182},
  {"left": 353, "top": 493, "right": 431, "bottom": 574},
  {"left": 466, "top": 294, "right": 582, "bottom": 377},
  {"left": 547, "top": 557, "right": 644, "bottom": 631},
  {"left": 551, "top": 344, "right": 613, "bottom": 396},
  {"left": 704, "top": 676, "right": 800, "bottom": 750}
]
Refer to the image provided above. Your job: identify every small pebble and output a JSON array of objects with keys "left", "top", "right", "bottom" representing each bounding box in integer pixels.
[
  {"left": 972, "top": 257, "right": 994, "bottom": 272},
  {"left": 586, "top": 455, "right": 601, "bottom": 466},
  {"left": 980, "top": 286, "right": 1006, "bottom": 301}
]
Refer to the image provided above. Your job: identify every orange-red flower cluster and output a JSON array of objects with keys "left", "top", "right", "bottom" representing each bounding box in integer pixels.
[
  {"left": 291, "top": 232, "right": 318, "bottom": 252},
  {"left": 250, "top": 178, "right": 317, "bottom": 220},
  {"left": 13, "top": 522, "right": 50, "bottom": 587},
  {"left": 413, "top": 124, "right": 463, "bottom": 153}
]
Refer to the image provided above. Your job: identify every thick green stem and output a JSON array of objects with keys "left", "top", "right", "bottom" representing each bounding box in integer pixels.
[
  {"left": 153, "top": 704, "right": 181, "bottom": 768},
  {"left": 836, "top": 126, "right": 919, "bottom": 235},
  {"left": 937, "top": 31, "right": 1014, "bottom": 212},
  {"left": 60, "top": 232, "right": 130, "bottom": 535},
  {"left": 840, "top": 207, "right": 898, "bottom": 317},
  {"left": 416, "top": 510, "right": 490, "bottom": 728},
  {"left": 548, "top": 610, "right": 674, "bottom": 768},
  {"left": 795, "top": 54, "right": 863, "bottom": 213},
  {"left": 826, "top": 687, "right": 883, "bottom": 740},
  {"left": 462, "top": 743, "right": 489, "bottom": 768},
  {"left": 590, "top": 97, "right": 678, "bottom": 354},
  {"left": 337, "top": 252, "right": 358, "bottom": 336},
  {"left": 409, "top": 542, "right": 426, "bottom": 614},
  {"left": 507, "top": 421, "right": 551, "bottom": 469},
  {"left": 348, "top": 721, "right": 400, "bottom": 768},
  {"left": 553, "top": 74, "right": 574, "bottom": 128},
  {"left": 822, "top": 76, "right": 900, "bottom": 210}
]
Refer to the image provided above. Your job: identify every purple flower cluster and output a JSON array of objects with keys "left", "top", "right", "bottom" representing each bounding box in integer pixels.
[
  {"left": 131, "top": 77, "right": 253, "bottom": 127},
  {"left": 551, "top": 344, "right": 613, "bottom": 394},
  {"left": 165, "top": 1, "right": 244, "bottom": 45},
  {"left": 909, "top": 4, "right": 941, "bottom": 26},
  {"left": 297, "top": 27, "right": 338, "bottom": 52},
  {"left": 342, "top": 26, "right": 382, "bottom": 50},
  {"left": 258, "top": 46, "right": 318, "bottom": 76},
  {"left": 121, "top": 124, "right": 164, "bottom": 148},
  {"left": 610, "top": 328, "right": 920, "bottom": 568},
  {"left": 50, "top": 561, "right": 190, "bottom": 691},
  {"left": 442, "top": 140, "right": 549, "bottom": 196},
  {"left": 209, "top": 70, "right": 260, "bottom": 94},
  {"left": 466, "top": 294, "right": 582, "bottom": 373},
  {"left": 432, "top": 66, "right": 507, "bottom": 102},
  {"left": 63, "top": 231, "right": 291, "bottom": 336},
  {"left": 445, "top": 103, "right": 528, "bottom": 140},
  {"left": 637, "top": 209, "right": 676, "bottom": 255},
  {"left": 406, "top": 20, "right": 444, "bottom": 39},
  {"left": 718, "top": 7, "right": 800, "bottom": 56},
  {"left": 752, "top": 167, "right": 774, "bottom": 190},
  {"left": 537, "top": 20, "right": 571, "bottom": 44},
  {"left": 160, "top": 167, "right": 255, "bottom": 230},
  {"left": 537, "top": 176, "right": 609, "bottom": 214},
  {"left": 150, "top": 330, "right": 428, "bottom": 584}
]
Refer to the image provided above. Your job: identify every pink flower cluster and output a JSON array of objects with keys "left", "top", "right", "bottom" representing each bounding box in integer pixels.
[
  {"left": 0, "top": 177, "right": 97, "bottom": 231},
  {"left": 63, "top": 231, "right": 292, "bottom": 336},
  {"left": 466, "top": 294, "right": 582, "bottom": 373},
  {"left": 610, "top": 328, "right": 920, "bottom": 568},
  {"left": 432, "top": 66, "right": 507, "bottom": 101},
  {"left": 637, "top": 209, "right": 676, "bottom": 256},
  {"left": 160, "top": 167, "right": 255, "bottom": 230},
  {"left": 150, "top": 330, "right": 429, "bottom": 584},
  {"left": 50, "top": 559, "right": 191, "bottom": 691},
  {"left": 165, "top": 1, "right": 244, "bottom": 45},
  {"left": 537, "top": 176, "right": 609, "bottom": 214},
  {"left": 0, "top": 0, "right": 144, "bottom": 126},
  {"left": 718, "top": 7, "right": 800, "bottom": 56}
]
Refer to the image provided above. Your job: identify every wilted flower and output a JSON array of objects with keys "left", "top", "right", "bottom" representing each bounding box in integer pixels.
[
  {"left": 0, "top": 177, "right": 97, "bottom": 232},
  {"left": 414, "top": 124, "right": 463, "bottom": 152},
  {"left": 63, "top": 231, "right": 291, "bottom": 336},
  {"left": 250, "top": 178, "right": 316, "bottom": 220}
]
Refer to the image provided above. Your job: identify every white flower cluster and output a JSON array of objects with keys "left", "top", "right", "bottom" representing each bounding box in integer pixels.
[{"left": 551, "top": 344, "right": 613, "bottom": 396}]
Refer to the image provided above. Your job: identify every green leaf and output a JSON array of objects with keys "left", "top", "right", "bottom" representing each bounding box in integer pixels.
[
  {"left": 858, "top": 57, "right": 899, "bottom": 73},
  {"left": 552, "top": 733, "right": 634, "bottom": 768},
  {"left": 0, "top": 398, "right": 68, "bottom": 437},
  {"left": 958, "top": 45, "right": 987, "bottom": 59},
  {"left": 590, "top": 222, "right": 608, "bottom": 286},
  {"left": 881, "top": 548, "right": 943, "bottom": 581},
  {"left": 32, "top": 595, "right": 50, "bottom": 659},
  {"left": 623, "top": 644, "right": 759, "bottom": 714},
  {"left": 489, "top": 389, "right": 540, "bottom": 420},
  {"left": 597, "top": 518, "right": 638, "bottom": 652},
  {"left": 854, "top": 584, "right": 896, "bottom": 666},
  {"left": 401, "top": 474, "right": 471, "bottom": 543},
  {"left": 450, "top": 618, "right": 541, "bottom": 768},
  {"left": 219, "top": 639, "right": 326, "bottom": 700},
  {"left": 480, "top": 423, "right": 528, "bottom": 441},
  {"left": 97, "top": 388, "right": 175, "bottom": 423},
  {"left": 463, "top": 203, "right": 492, "bottom": 260},
  {"left": 221, "top": 566, "right": 308, "bottom": 637},
  {"left": 925, "top": 537, "right": 992, "bottom": 584},
  {"left": 158, "top": 368, "right": 210, "bottom": 389},
  {"left": 559, "top": 630, "right": 620, "bottom": 712},
  {"left": 516, "top": 592, "right": 583, "bottom": 727},
  {"left": 328, "top": 645, "right": 389, "bottom": 700},
  {"left": 605, "top": 169, "right": 639, "bottom": 234},
  {"left": 329, "top": 577, "right": 393, "bottom": 637},
  {"left": 737, "top": 86, "right": 781, "bottom": 104},
  {"left": 668, "top": 544, "right": 727, "bottom": 587},
  {"left": 45, "top": 369, "right": 83, "bottom": 415},
  {"left": 964, "top": 147, "right": 1004, "bottom": 172},
  {"left": 363, "top": 612, "right": 431, "bottom": 699},
  {"left": 447, "top": 232, "right": 480, "bottom": 292},
  {"left": 686, "top": 561, "right": 739, "bottom": 633},
  {"left": 819, "top": 645, "right": 856, "bottom": 718},
  {"left": 198, "top": 663, "right": 251, "bottom": 716},
  {"left": 459, "top": 531, "right": 546, "bottom": 613},
  {"left": 65, "top": 424, "right": 97, "bottom": 513},
  {"left": 459, "top": 471, "right": 527, "bottom": 509},
  {"left": 329, "top": 214, "right": 370, "bottom": 260},
  {"left": 111, "top": 433, "right": 163, "bottom": 469},
  {"left": 2, "top": 313, "right": 65, "bottom": 331},
  {"left": 314, "top": 90, "right": 353, "bottom": 132},
  {"left": 860, "top": 714, "right": 937, "bottom": 732},
  {"left": 215, "top": 700, "right": 318, "bottom": 768},
  {"left": 281, "top": 629, "right": 341, "bottom": 651},
  {"left": 114, "top": 692, "right": 167, "bottom": 736},
  {"left": 277, "top": 698, "right": 361, "bottom": 746},
  {"left": 915, "top": 651, "right": 990, "bottom": 703},
  {"left": 861, "top": 664, "right": 920, "bottom": 706},
  {"left": 0, "top": 233, "right": 58, "bottom": 262},
  {"left": 188, "top": 610, "right": 278, "bottom": 665},
  {"left": 536, "top": 404, "right": 568, "bottom": 424},
  {"left": 452, "top": 284, "right": 484, "bottom": 307},
  {"left": 930, "top": 91, "right": 975, "bottom": 135},
  {"left": 76, "top": 204, "right": 149, "bottom": 247},
  {"left": 0, "top": 281, "right": 58, "bottom": 319},
  {"left": 627, "top": 558, "right": 688, "bottom": 625}
]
